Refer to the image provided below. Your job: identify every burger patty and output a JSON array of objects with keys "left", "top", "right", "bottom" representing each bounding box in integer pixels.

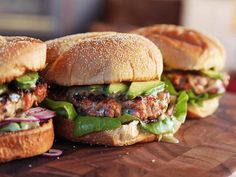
[
  {"left": 121, "top": 92, "right": 171, "bottom": 121},
  {"left": 50, "top": 89, "right": 171, "bottom": 122},
  {"left": 165, "top": 71, "right": 229, "bottom": 95},
  {"left": 0, "top": 82, "right": 47, "bottom": 121}
]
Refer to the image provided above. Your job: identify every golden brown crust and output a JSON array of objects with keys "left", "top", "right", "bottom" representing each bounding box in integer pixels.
[
  {"left": 54, "top": 116, "right": 181, "bottom": 146},
  {"left": 0, "top": 119, "right": 54, "bottom": 163},
  {"left": 187, "top": 97, "right": 220, "bottom": 118},
  {"left": 132, "top": 24, "right": 225, "bottom": 71},
  {"left": 0, "top": 36, "right": 46, "bottom": 84},
  {"left": 44, "top": 32, "right": 163, "bottom": 86}
]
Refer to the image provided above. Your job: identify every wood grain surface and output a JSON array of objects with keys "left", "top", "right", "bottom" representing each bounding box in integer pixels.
[{"left": 0, "top": 93, "right": 236, "bottom": 177}]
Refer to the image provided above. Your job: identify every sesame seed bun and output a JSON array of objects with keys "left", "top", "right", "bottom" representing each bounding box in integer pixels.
[
  {"left": 44, "top": 32, "right": 163, "bottom": 86},
  {"left": 0, "top": 120, "right": 54, "bottom": 163},
  {"left": 0, "top": 36, "right": 46, "bottom": 84},
  {"left": 132, "top": 24, "right": 225, "bottom": 71}
]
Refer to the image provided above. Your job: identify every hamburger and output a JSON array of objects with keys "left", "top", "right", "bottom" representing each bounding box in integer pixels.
[
  {"left": 132, "top": 25, "right": 229, "bottom": 118},
  {"left": 0, "top": 36, "right": 55, "bottom": 163},
  {"left": 42, "top": 32, "right": 188, "bottom": 146}
]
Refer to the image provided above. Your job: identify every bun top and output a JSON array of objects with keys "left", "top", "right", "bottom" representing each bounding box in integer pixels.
[
  {"left": 44, "top": 32, "right": 163, "bottom": 86},
  {"left": 132, "top": 24, "right": 225, "bottom": 71},
  {"left": 0, "top": 36, "right": 46, "bottom": 84}
]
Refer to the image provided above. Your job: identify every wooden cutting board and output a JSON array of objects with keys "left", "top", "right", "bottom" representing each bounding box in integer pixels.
[{"left": 0, "top": 93, "right": 236, "bottom": 177}]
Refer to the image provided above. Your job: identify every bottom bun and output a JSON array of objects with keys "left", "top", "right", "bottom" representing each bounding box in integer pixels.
[
  {"left": 187, "top": 97, "right": 220, "bottom": 118},
  {"left": 0, "top": 119, "right": 54, "bottom": 163},
  {"left": 55, "top": 116, "right": 181, "bottom": 146}
]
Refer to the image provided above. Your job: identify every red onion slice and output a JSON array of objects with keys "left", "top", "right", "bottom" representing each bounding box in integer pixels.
[
  {"left": 29, "top": 110, "right": 56, "bottom": 120},
  {"left": 0, "top": 107, "right": 55, "bottom": 128},
  {"left": 26, "top": 107, "right": 46, "bottom": 114},
  {"left": 5, "top": 117, "right": 39, "bottom": 122},
  {"left": 26, "top": 107, "right": 56, "bottom": 120},
  {"left": 0, "top": 121, "right": 11, "bottom": 127},
  {"left": 43, "top": 149, "right": 63, "bottom": 157}
]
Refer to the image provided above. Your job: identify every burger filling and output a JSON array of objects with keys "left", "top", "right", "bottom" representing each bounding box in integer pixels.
[
  {"left": 0, "top": 72, "right": 54, "bottom": 133},
  {"left": 43, "top": 80, "right": 189, "bottom": 143},
  {"left": 163, "top": 69, "right": 229, "bottom": 106},
  {"left": 50, "top": 89, "right": 171, "bottom": 122}
]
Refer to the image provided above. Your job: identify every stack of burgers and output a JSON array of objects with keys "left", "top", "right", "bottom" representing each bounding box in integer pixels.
[{"left": 0, "top": 25, "right": 228, "bottom": 163}]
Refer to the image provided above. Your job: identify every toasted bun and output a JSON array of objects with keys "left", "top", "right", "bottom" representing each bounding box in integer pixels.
[
  {"left": 0, "top": 120, "right": 54, "bottom": 163},
  {"left": 44, "top": 32, "right": 163, "bottom": 86},
  {"left": 187, "top": 97, "right": 220, "bottom": 118},
  {"left": 54, "top": 116, "right": 181, "bottom": 146},
  {"left": 0, "top": 36, "right": 46, "bottom": 84},
  {"left": 132, "top": 24, "right": 225, "bottom": 71}
]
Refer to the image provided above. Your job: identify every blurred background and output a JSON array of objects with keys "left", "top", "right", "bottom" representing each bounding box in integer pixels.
[{"left": 0, "top": 0, "right": 235, "bottom": 92}]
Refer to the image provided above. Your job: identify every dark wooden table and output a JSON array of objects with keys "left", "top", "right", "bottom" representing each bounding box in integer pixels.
[{"left": 1, "top": 93, "right": 236, "bottom": 177}]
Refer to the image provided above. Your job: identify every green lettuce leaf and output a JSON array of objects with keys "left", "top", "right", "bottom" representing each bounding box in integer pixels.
[
  {"left": 173, "top": 91, "right": 188, "bottom": 123},
  {"left": 162, "top": 76, "right": 188, "bottom": 123},
  {"left": 161, "top": 76, "right": 178, "bottom": 95},
  {"left": 73, "top": 114, "right": 177, "bottom": 137},
  {"left": 74, "top": 116, "right": 121, "bottom": 136},
  {"left": 162, "top": 76, "right": 221, "bottom": 108},
  {"left": 41, "top": 98, "right": 78, "bottom": 120},
  {"left": 186, "top": 91, "right": 222, "bottom": 106},
  {"left": 73, "top": 114, "right": 137, "bottom": 137},
  {"left": 140, "top": 117, "right": 177, "bottom": 134},
  {"left": 116, "top": 114, "right": 138, "bottom": 124}
]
